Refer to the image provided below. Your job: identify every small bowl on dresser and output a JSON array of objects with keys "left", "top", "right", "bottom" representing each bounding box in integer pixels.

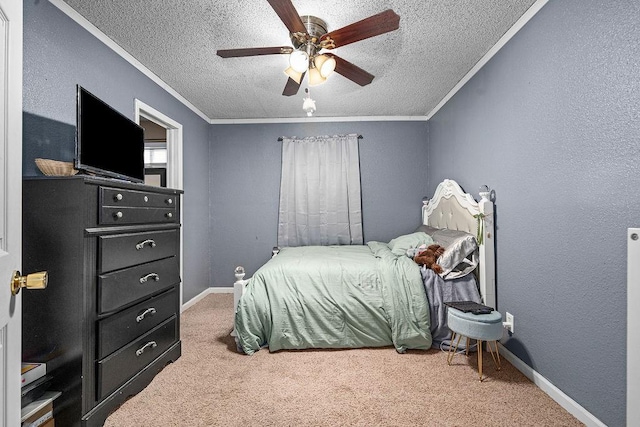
[{"left": 35, "top": 158, "right": 79, "bottom": 176}]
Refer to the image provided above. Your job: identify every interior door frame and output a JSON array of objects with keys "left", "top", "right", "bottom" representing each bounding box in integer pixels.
[
  {"left": 628, "top": 229, "right": 639, "bottom": 423},
  {"left": 134, "top": 100, "right": 184, "bottom": 306}
]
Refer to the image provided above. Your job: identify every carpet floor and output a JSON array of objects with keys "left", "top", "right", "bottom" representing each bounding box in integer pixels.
[{"left": 104, "top": 293, "right": 583, "bottom": 426}]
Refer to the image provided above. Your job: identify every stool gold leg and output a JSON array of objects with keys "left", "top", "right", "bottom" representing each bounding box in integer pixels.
[
  {"left": 488, "top": 340, "right": 501, "bottom": 370},
  {"left": 448, "top": 332, "right": 462, "bottom": 365},
  {"left": 465, "top": 337, "right": 470, "bottom": 356},
  {"left": 478, "top": 339, "right": 483, "bottom": 382}
]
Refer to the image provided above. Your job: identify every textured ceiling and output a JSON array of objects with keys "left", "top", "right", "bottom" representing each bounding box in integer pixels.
[{"left": 60, "top": 0, "right": 538, "bottom": 121}]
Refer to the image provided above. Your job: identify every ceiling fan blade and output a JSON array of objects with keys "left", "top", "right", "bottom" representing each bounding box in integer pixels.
[
  {"left": 267, "top": 0, "right": 307, "bottom": 34},
  {"left": 330, "top": 55, "right": 374, "bottom": 86},
  {"left": 217, "top": 46, "right": 293, "bottom": 58},
  {"left": 321, "top": 9, "right": 400, "bottom": 48},
  {"left": 282, "top": 73, "right": 305, "bottom": 96}
]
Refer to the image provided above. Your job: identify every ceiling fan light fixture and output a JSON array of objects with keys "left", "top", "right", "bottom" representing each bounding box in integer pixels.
[
  {"left": 289, "top": 50, "right": 309, "bottom": 73},
  {"left": 314, "top": 54, "right": 336, "bottom": 78},
  {"left": 218, "top": 5, "right": 401, "bottom": 98},
  {"left": 284, "top": 66, "right": 303, "bottom": 84},
  {"left": 308, "top": 67, "right": 327, "bottom": 86}
]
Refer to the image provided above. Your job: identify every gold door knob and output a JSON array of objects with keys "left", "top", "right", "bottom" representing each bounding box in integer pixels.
[{"left": 11, "top": 271, "right": 48, "bottom": 295}]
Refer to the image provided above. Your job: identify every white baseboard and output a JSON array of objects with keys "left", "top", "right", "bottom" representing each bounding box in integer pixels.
[
  {"left": 181, "top": 287, "right": 233, "bottom": 312},
  {"left": 208, "top": 287, "right": 234, "bottom": 294},
  {"left": 498, "top": 344, "right": 606, "bottom": 427}
]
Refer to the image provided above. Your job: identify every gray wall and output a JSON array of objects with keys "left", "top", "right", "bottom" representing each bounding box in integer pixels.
[
  {"left": 23, "top": 0, "right": 212, "bottom": 303},
  {"left": 209, "top": 121, "right": 428, "bottom": 285},
  {"left": 428, "top": 1, "right": 638, "bottom": 426}
]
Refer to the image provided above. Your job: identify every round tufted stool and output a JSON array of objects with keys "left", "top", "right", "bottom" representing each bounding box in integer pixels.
[{"left": 446, "top": 307, "right": 503, "bottom": 381}]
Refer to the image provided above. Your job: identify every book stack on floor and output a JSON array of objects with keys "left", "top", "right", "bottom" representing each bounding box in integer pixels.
[{"left": 21, "top": 363, "right": 55, "bottom": 427}]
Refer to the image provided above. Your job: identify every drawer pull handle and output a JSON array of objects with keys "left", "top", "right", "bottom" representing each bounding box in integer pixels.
[
  {"left": 135, "top": 239, "right": 157, "bottom": 250},
  {"left": 144, "top": 196, "right": 149, "bottom": 202},
  {"left": 139, "top": 273, "right": 160, "bottom": 284},
  {"left": 113, "top": 211, "right": 123, "bottom": 219},
  {"left": 135, "top": 341, "right": 157, "bottom": 356},
  {"left": 114, "top": 193, "right": 123, "bottom": 201},
  {"left": 166, "top": 198, "right": 173, "bottom": 205},
  {"left": 136, "top": 307, "right": 157, "bottom": 323},
  {"left": 165, "top": 212, "right": 173, "bottom": 219}
]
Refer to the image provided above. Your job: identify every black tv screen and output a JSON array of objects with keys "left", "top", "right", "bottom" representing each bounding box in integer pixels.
[{"left": 75, "top": 85, "right": 145, "bottom": 183}]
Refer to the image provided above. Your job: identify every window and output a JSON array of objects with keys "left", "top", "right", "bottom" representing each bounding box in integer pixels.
[
  {"left": 277, "top": 134, "right": 363, "bottom": 247},
  {"left": 144, "top": 144, "right": 167, "bottom": 166}
]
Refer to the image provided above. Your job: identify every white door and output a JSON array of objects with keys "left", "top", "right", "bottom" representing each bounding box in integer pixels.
[{"left": 0, "top": 0, "right": 23, "bottom": 426}]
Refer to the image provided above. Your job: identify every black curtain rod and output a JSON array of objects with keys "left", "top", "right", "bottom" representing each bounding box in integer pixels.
[{"left": 277, "top": 135, "right": 363, "bottom": 141}]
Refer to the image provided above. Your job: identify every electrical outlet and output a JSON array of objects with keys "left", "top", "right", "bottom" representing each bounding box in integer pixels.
[{"left": 505, "top": 312, "right": 514, "bottom": 333}]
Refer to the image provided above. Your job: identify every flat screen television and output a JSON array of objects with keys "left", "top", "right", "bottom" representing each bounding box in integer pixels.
[{"left": 75, "top": 85, "right": 145, "bottom": 183}]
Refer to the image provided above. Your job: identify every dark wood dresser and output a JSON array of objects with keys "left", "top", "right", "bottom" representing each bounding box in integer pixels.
[{"left": 22, "top": 176, "right": 182, "bottom": 427}]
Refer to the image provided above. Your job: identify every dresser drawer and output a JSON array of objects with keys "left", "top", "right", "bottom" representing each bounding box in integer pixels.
[
  {"left": 99, "top": 206, "right": 177, "bottom": 225},
  {"left": 99, "top": 229, "right": 178, "bottom": 273},
  {"left": 99, "top": 186, "right": 178, "bottom": 225},
  {"left": 97, "top": 317, "right": 177, "bottom": 400},
  {"left": 98, "top": 288, "right": 178, "bottom": 359},
  {"left": 98, "top": 257, "right": 179, "bottom": 314},
  {"left": 101, "top": 186, "right": 177, "bottom": 208}
]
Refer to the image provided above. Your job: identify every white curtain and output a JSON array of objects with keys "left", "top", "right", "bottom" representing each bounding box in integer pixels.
[{"left": 277, "top": 134, "right": 363, "bottom": 247}]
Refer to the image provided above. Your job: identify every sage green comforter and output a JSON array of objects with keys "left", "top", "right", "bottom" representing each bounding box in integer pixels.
[{"left": 235, "top": 242, "right": 432, "bottom": 354}]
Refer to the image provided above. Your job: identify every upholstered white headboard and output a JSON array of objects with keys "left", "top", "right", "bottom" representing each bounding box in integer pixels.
[{"left": 422, "top": 179, "right": 496, "bottom": 309}]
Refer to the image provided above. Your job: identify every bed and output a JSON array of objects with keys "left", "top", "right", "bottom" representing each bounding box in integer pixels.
[{"left": 232, "top": 179, "right": 495, "bottom": 355}]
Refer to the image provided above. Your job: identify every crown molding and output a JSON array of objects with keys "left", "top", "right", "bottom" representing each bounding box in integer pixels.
[
  {"left": 50, "top": 0, "right": 547, "bottom": 125},
  {"left": 425, "top": 0, "right": 549, "bottom": 120},
  {"left": 49, "top": 0, "right": 211, "bottom": 123},
  {"left": 208, "top": 115, "right": 428, "bottom": 125}
]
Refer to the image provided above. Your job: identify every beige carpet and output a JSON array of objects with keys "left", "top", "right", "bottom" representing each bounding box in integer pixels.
[{"left": 104, "top": 294, "right": 583, "bottom": 426}]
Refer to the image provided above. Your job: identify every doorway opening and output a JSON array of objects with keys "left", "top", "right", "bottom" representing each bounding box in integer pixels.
[
  {"left": 134, "top": 100, "right": 183, "bottom": 191},
  {"left": 134, "top": 100, "right": 184, "bottom": 307},
  {"left": 141, "top": 118, "right": 167, "bottom": 187}
]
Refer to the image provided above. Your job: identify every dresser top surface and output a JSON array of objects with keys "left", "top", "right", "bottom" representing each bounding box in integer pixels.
[{"left": 24, "top": 175, "right": 183, "bottom": 195}]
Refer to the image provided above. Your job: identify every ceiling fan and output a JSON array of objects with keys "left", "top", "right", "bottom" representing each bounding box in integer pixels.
[{"left": 217, "top": 0, "right": 400, "bottom": 96}]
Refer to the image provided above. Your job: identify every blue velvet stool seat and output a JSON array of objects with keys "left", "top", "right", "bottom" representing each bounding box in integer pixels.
[{"left": 446, "top": 307, "right": 503, "bottom": 381}]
